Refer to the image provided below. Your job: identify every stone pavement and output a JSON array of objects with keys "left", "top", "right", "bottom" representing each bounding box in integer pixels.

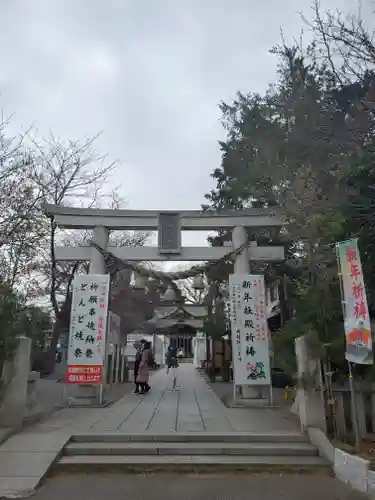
[
  {"left": 86, "top": 364, "right": 298, "bottom": 433},
  {"left": 16, "top": 364, "right": 299, "bottom": 435},
  {"left": 31, "top": 474, "right": 367, "bottom": 500},
  {"left": 33, "top": 375, "right": 133, "bottom": 422},
  {"left": 0, "top": 364, "right": 299, "bottom": 497}
]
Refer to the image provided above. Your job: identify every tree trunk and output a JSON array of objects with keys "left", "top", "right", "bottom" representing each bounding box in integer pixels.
[
  {"left": 205, "top": 335, "right": 210, "bottom": 371},
  {"left": 211, "top": 338, "right": 216, "bottom": 383},
  {"left": 44, "top": 317, "right": 62, "bottom": 375},
  {"left": 279, "top": 275, "right": 290, "bottom": 325}
]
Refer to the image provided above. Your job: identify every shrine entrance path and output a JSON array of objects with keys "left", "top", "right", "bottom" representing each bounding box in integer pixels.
[
  {"left": 29, "top": 363, "right": 298, "bottom": 434},
  {"left": 0, "top": 365, "right": 300, "bottom": 497}
]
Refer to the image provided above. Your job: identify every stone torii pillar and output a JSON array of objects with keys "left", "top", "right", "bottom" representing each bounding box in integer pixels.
[
  {"left": 232, "top": 226, "right": 250, "bottom": 275},
  {"left": 232, "top": 226, "right": 264, "bottom": 400},
  {"left": 89, "top": 226, "right": 109, "bottom": 274}
]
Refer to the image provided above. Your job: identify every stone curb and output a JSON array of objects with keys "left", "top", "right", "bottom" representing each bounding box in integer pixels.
[
  {"left": 334, "top": 448, "right": 371, "bottom": 495},
  {"left": 307, "top": 426, "right": 375, "bottom": 496},
  {"left": 0, "top": 427, "right": 13, "bottom": 446},
  {"left": 307, "top": 428, "right": 334, "bottom": 463},
  {"left": 0, "top": 433, "right": 71, "bottom": 499}
]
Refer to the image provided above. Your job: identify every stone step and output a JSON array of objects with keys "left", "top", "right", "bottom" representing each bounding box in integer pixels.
[
  {"left": 65, "top": 441, "right": 318, "bottom": 457},
  {"left": 70, "top": 432, "right": 308, "bottom": 444},
  {"left": 56, "top": 454, "right": 331, "bottom": 473}
]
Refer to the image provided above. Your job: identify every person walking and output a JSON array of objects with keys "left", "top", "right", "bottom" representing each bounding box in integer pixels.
[
  {"left": 166, "top": 344, "right": 178, "bottom": 389},
  {"left": 132, "top": 341, "right": 142, "bottom": 394},
  {"left": 137, "top": 340, "right": 152, "bottom": 394},
  {"left": 143, "top": 340, "right": 153, "bottom": 393}
]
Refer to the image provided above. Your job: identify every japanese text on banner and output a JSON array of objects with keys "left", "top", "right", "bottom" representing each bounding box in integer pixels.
[
  {"left": 240, "top": 275, "right": 271, "bottom": 385},
  {"left": 337, "top": 240, "right": 373, "bottom": 365},
  {"left": 66, "top": 274, "right": 110, "bottom": 384},
  {"left": 229, "top": 275, "right": 243, "bottom": 384}
]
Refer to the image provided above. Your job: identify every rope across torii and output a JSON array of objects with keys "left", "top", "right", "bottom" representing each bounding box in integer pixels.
[{"left": 91, "top": 241, "right": 248, "bottom": 296}]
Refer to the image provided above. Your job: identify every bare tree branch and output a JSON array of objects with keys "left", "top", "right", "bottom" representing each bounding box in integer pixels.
[
  {"left": 176, "top": 274, "right": 208, "bottom": 305},
  {"left": 306, "top": 1, "right": 375, "bottom": 83},
  {"left": 24, "top": 132, "right": 152, "bottom": 372}
]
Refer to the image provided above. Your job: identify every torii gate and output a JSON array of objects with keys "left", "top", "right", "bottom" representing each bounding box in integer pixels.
[
  {"left": 45, "top": 204, "right": 284, "bottom": 402},
  {"left": 44, "top": 205, "right": 284, "bottom": 271}
]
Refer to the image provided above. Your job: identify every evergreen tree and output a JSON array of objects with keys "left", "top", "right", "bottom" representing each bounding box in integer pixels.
[{"left": 203, "top": 42, "right": 371, "bottom": 374}]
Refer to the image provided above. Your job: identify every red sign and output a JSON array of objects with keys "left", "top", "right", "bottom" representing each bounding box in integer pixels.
[
  {"left": 66, "top": 365, "right": 102, "bottom": 384},
  {"left": 344, "top": 245, "right": 368, "bottom": 320}
]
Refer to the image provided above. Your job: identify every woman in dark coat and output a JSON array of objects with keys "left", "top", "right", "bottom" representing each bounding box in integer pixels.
[
  {"left": 133, "top": 341, "right": 142, "bottom": 394},
  {"left": 137, "top": 340, "right": 152, "bottom": 394},
  {"left": 166, "top": 345, "right": 178, "bottom": 389}
]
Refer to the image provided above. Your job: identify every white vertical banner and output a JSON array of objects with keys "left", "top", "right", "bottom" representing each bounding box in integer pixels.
[
  {"left": 229, "top": 274, "right": 271, "bottom": 386},
  {"left": 243, "top": 274, "right": 270, "bottom": 385},
  {"left": 66, "top": 274, "right": 110, "bottom": 385},
  {"left": 229, "top": 274, "right": 244, "bottom": 384}
]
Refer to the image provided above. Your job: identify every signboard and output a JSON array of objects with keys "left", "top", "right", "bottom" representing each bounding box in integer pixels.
[
  {"left": 158, "top": 212, "right": 181, "bottom": 254},
  {"left": 66, "top": 274, "right": 110, "bottom": 384},
  {"left": 336, "top": 239, "right": 373, "bottom": 365},
  {"left": 229, "top": 274, "right": 271, "bottom": 385}
]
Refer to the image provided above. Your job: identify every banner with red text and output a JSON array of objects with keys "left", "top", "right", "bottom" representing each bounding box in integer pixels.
[{"left": 336, "top": 239, "right": 373, "bottom": 365}]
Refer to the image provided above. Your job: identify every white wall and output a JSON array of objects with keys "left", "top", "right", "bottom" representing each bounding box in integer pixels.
[{"left": 153, "top": 335, "right": 165, "bottom": 366}]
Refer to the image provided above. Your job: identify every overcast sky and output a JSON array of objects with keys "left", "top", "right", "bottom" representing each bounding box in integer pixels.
[{"left": 0, "top": 0, "right": 366, "bottom": 259}]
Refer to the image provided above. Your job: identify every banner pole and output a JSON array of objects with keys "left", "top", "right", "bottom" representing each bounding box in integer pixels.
[
  {"left": 336, "top": 243, "right": 361, "bottom": 453},
  {"left": 269, "top": 381, "right": 274, "bottom": 407},
  {"left": 99, "top": 383, "right": 103, "bottom": 405},
  {"left": 348, "top": 361, "right": 361, "bottom": 453}
]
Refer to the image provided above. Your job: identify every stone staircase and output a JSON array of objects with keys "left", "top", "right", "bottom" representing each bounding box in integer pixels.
[{"left": 54, "top": 432, "right": 331, "bottom": 473}]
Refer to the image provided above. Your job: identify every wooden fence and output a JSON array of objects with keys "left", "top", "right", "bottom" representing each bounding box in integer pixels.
[{"left": 333, "top": 386, "right": 375, "bottom": 439}]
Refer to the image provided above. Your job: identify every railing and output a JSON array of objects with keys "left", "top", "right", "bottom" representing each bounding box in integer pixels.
[{"left": 333, "top": 385, "right": 375, "bottom": 439}]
